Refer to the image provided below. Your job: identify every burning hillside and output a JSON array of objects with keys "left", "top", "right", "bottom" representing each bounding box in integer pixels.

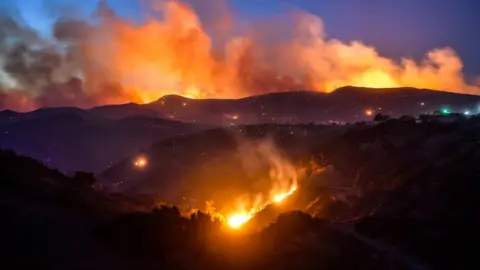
[
  {"left": 126, "top": 137, "right": 304, "bottom": 230},
  {"left": 1, "top": 0, "right": 480, "bottom": 111},
  {"left": 2, "top": 115, "right": 480, "bottom": 269}
]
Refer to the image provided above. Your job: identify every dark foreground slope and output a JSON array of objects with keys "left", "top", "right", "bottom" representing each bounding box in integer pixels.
[
  {"left": 0, "top": 149, "right": 154, "bottom": 269},
  {"left": 1, "top": 149, "right": 404, "bottom": 269},
  {"left": 3, "top": 112, "right": 479, "bottom": 269},
  {"left": 102, "top": 115, "right": 480, "bottom": 268}
]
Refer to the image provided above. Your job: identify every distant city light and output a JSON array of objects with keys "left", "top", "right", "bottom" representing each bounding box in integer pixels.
[
  {"left": 441, "top": 108, "right": 450, "bottom": 115},
  {"left": 464, "top": 110, "right": 470, "bottom": 115},
  {"left": 420, "top": 102, "right": 425, "bottom": 106}
]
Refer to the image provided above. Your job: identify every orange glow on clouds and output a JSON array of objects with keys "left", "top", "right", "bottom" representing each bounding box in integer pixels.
[
  {"left": 88, "top": 1, "right": 480, "bottom": 103},
  {"left": 2, "top": 0, "right": 480, "bottom": 111}
]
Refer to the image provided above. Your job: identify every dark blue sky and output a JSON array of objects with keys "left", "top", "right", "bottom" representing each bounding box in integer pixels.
[{"left": 2, "top": 0, "right": 479, "bottom": 76}]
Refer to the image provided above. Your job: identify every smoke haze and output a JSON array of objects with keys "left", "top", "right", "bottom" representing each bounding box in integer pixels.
[{"left": 1, "top": 0, "right": 479, "bottom": 111}]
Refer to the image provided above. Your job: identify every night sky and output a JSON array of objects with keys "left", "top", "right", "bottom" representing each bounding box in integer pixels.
[{"left": 1, "top": 0, "right": 479, "bottom": 77}]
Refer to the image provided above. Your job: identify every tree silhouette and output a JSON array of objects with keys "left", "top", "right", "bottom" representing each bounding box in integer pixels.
[
  {"left": 72, "top": 171, "right": 96, "bottom": 188},
  {"left": 373, "top": 113, "right": 390, "bottom": 122}
]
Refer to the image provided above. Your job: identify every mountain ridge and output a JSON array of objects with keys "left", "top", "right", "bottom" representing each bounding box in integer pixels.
[{"left": 3, "top": 86, "right": 480, "bottom": 117}]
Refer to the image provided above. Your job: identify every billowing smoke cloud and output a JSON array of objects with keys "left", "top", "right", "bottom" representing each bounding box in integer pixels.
[{"left": 0, "top": 0, "right": 479, "bottom": 111}]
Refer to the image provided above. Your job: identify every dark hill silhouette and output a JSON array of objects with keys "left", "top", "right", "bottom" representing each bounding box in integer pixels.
[
  {"left": 100, "top": 116, "right": 479, "bottom": 268},
  {"left": 3, "top": 86, "right": 480, "bottom": 126},
  {"left": 89, "top": 102, "right": 164, "bottom": 119},
  {"left": 0, "top": 149, "right": 152, "bottom": 269},
  {"left": 0, "top": 149, "right": 405, "bottom": 269},
  {"left": 145, "top": 86, "right": 480, "bottom": 124},
  {"left": 0, "top": 111, "right": 205, "bottom": 173},
  {"left": 2, "top": 86, "right": 480, "bottom": 173},
  {"left": 3, "top": 112, "right": 479, "bottom": 268}
]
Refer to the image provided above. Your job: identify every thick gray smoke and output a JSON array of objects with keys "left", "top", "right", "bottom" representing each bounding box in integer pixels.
[{"left": 0, "top": 1, "right": 134, "bottom": 111}]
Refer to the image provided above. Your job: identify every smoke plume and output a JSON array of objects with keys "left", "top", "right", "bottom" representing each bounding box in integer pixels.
[{"left": 1, "top": 0, "right": 479, "bottom": 111}]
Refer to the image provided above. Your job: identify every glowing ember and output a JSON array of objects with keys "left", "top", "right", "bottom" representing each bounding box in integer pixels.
[
  {"left": 225, "top": 114, "right": 240, "bottom": 120},
  {"left": 134, "top": 157, "right": 147, "bottom": 168}
]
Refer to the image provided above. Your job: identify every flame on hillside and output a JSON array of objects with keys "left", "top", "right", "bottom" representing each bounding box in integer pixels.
[
  {"left": 227, "top": 184, "right": 297, "bottom": 229},
  {"left": 221, "top": 139, "right": 301, "bottom": 229},
  {"left": 1, "top": 0, "right": 480, "bottom": 110}
]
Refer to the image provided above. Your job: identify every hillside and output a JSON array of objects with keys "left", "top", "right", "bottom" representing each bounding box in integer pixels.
[
  {"left": 2, "top": 114, "right": 478, "bottom": 268},
  {"left": 100, "top": 116, "right": 480, "bottom": 268},
  {"left": 2, "top": 86, "right": 480, "bottom": 173},
  {"left": 0, "top": 149, "right": 415, "bottom": 269},
  {"left": 0, "top": 111, "right": 204, "bottom": 173},
  {"left": 146, "top": 86, "right": 480, "bottom": 124},
  {"left": 0, "top": 149, "right": 152, "bottom": 269}
]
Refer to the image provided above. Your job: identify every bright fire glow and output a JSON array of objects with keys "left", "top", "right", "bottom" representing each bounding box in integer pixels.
[
  {"left": 227, "top": 212, "right": 252, "bottom": 229},
  {"left": 134, "top": 157, "right": 147, "bottom": 168},
  {"left": 365, "top": 109, "right": 374, "bottom": 116},
  {"left": 84, "top": 1, "right": 480, "bottom": 102},
  {"left": 225, "top": 113, "right": 240, "bottom": 120},
  {"left": 221, "top": 140, "right": 301, "bottom": 229},
  {"left": 273, "top": 185, "right": 297, "bottom": 203},
  {"left": 226, "top": 184, "right": 298, "bottom": 229}
]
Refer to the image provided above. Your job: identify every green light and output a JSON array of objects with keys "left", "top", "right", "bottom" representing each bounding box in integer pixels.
[{"left": 441, "top": 108, "right": 450, "bottom": 115}]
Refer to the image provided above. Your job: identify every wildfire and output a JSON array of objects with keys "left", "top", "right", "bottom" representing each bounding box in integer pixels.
[
  {"left": 1, "top": 0, "right": 480, "bottom": 111},
  {"left": 273, "top": 185, "right": 297, "bottom": 203},
  {"left": 94, "top": 1, "right": 479, "bottom": 100},
  {"left": 227, "top": 212, "right": 253, "bottom": 229},
  {"left": 226, "top": 184, "right": 298, "bottom": 229}
]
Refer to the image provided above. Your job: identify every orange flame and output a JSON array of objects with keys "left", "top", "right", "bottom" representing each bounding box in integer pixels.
[
  {"left": 226, "top": 184, "right": 298, "bottom": 229},
  {"left": 223, "top": 139, "right": 300, "bottom": 229},
  {"left": 227, "top": 212, "right": 252, "bottom": 229},
  {"left": 273, "top": 185, "right": 297, "bottom": 203}
]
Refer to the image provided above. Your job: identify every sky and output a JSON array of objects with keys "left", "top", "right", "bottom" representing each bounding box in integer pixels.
[{"left": 1, "top": 0, "right": 478, "bottom": 76}]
